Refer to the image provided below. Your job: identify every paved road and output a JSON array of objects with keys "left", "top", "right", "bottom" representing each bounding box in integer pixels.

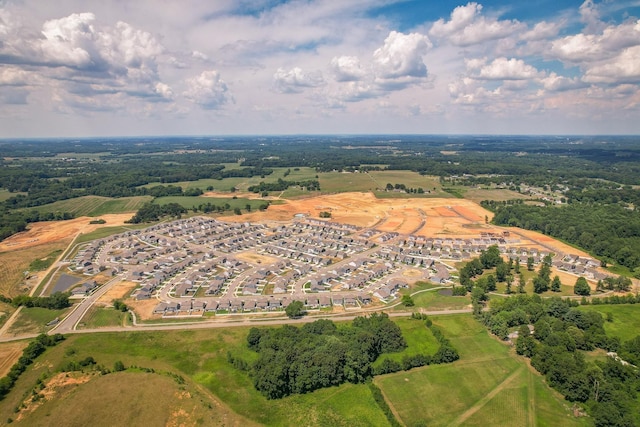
[
  {"left": 49, "top": 275, "right": 124, "bottom": 334},
  {"left": 0, "top": 307, "right": 473, "bottom": 343}
]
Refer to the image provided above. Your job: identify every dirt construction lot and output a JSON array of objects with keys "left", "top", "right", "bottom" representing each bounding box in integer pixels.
[
  {"left": 221, "top": 192, "right": 491, "bottom": 237},
  {"left": 0, "top": 214, "right": 132, "bottom": 254}
]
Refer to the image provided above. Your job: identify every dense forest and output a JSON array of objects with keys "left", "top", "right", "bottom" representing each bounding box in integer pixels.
[{"left": 241, "top": 314, "right": 406, "bottom": 399}]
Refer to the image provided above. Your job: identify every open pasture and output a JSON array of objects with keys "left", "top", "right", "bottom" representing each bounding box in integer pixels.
[
  {"left": 372, "top": 317, "right": 440, "bottom": 368},
  {"left": 375, "top": 314, "right": 587, "bottom": 427}
]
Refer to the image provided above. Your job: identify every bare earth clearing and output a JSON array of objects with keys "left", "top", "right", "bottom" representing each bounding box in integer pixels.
[
  {"left": 0, "top": 214, "right": 132, "bottom": 253},
  {"left": 219, "top": 192, "right": 491, "bottom": 236}
]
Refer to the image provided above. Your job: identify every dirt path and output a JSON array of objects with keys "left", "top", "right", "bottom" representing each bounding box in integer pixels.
[
  {"left": 447, "top": 366, "right": 524, "bottom": 426},
  {"left": 376, "top": 382, "right": 405, "bottom": 426}
]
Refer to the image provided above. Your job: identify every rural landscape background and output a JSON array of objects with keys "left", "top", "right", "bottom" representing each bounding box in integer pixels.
[
  {"left": 1, "top": 0, "right": 640, "bottom": 425},
  {"left": 0, "top": 135, "right": 639, "bottom": 426}
]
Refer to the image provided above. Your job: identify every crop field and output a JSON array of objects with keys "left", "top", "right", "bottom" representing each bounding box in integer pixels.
[
  {"left": 0, "top": 340, "right": 27, "bottom": 378},
  {"left": 579, "top": 304, "right": 640, "bottom": 342},
  {"left": 19, "top": 195, "right": 151, "bottom": 217},
  {"left": 375, "top": 314, "right": 587, "bottom": 427}
]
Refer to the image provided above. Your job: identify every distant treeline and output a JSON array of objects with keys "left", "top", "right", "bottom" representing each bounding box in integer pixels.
[
  {"left": 248, "top": 178, "right": 320, "bottom": 193},
  {"left": 483, "top": 201, "right": 640, "bottom": 270}
]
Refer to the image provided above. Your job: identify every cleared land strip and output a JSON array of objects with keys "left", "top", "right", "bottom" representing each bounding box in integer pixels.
[{"left": 447, "top": 366, "right": 524, "bottom": 427}]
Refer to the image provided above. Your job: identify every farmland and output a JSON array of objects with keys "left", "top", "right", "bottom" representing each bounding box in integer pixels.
[{"left": 19, "top": 195, "right": 151, "bottom": 218}]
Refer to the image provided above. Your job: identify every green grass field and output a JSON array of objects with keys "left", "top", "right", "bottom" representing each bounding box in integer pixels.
[
  {"left": 375, "top": 314, "right": 588, "bottom": 427},
  {"left": 78, "top": 306, "right": 126, "bottom": 328},
  {"left": 18, "top": 195, "right": 152, "bottom": 217},
  {"left": 408, "top": 288, "right": 472, "bottom": 311},
  {"left": 7, "top": 306, "right": 70, "bottom": 335},
  {"left": 0, "top": 327, "right": 390, "bottom": 426},
  {"left": 0, "top": 189, "right": 26, "bottom": 202},
  {"left": 372, "top": 317, "right": 440, "bottom": 368},
  {"left": 579, "top": 304, "right": 640, "bottom": 342}
]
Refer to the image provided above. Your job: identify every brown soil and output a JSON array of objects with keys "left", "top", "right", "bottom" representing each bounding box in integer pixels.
[
  {"left": 129, "top": 298, "right": 163, "bottom": 321},
  {"left": 0, "top": 214, "right": 132, "bottom": 253},
  {"left": 16, "top": 372, "right": 93, "bottom": 421},
  {"left": 97, "top": 280, "right": 138, "bottom": 304},
  {"left": 219, "top": 192, "right": 494, "bottom": 236}
]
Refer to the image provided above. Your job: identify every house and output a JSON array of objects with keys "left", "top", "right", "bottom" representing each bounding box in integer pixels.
[
  {"left": 153, "top": 302, "right": 168, "bottom": 314},
  {"left": 71, "top": 281, "right": 98, "bottom": 297}
]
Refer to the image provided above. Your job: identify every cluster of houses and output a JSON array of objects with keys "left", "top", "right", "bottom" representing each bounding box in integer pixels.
[
  {"left": 260, "top": 221, "right": 374, "bottom": 265},
  {"left": 70, "top": 215, "right": 611, "bottom": 318},
  {"left": 152, "top": 292, "right": 371, "bottom": 316}
]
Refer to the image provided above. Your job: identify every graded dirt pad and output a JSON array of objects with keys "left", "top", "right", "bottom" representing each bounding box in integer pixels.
[
  {"left": 97, "top": 280, "right": 138, "bottom": 304},
  {"left": 0, "top": 214, "right": 133, "bottom": 253},
  {"left": 220, "top": 192, "right": 494, "bottom": 236},
  {"left": 234, "top": 251, "right": 279, "bottom": 266},
  {"left": 128, "top": 298, "right": 160, "bottom": 321}
]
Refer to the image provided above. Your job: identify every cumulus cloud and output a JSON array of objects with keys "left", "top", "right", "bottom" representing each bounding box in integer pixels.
[
  {"left": 550, "top": 17, "right": 640, "bottom": 63},
  {"left": 273, "top": 67, "right": 324, "bottom": 93},
  {"left": 583, "top": 46, "right": 640, "bottom": 84},
  {"left": 154, "top": 82, "right": 174, "bottom": 100},
  {"left": 0, "top": 10, "right": 167, "bottom": 109},
  {"left": 184, "top": 70, "right": 231, "bottom": 109},
  {"left": 373, "top": 31, "right": 431, "bottom": 79},
  {"left": 330, "top": 56, "right": 365, "bottom": 82},
  {"left": 474, "top": 57, "right": 543, "bottom": 80},
  {"left": 540, "top": 73, "right": 587, "bottom": 92},
  {"left": 579, "top": 0, "right": 605, "bottom": 34},
  {"left": 429, "top": 2, "right": 524, "bottom": 46},
  {"left": 521, "top": 20, "right": 564, "bottom": 41}
]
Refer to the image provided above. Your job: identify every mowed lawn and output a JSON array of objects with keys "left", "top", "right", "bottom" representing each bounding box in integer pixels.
[{"left": 375, "top": 314, "right": 588, "bottom": 427}]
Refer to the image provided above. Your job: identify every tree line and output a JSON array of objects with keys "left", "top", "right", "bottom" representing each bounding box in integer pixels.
[
  {"left": 1, "top": 291, "right": 70, "bottom": 309},
  {"left": 485, "top": 201, "right": 640, "bottom": 271}
]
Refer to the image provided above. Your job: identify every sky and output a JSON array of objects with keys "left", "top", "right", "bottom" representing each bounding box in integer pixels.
[{"left": 1, "top": 0, "right": 640, "bottom": 137}]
